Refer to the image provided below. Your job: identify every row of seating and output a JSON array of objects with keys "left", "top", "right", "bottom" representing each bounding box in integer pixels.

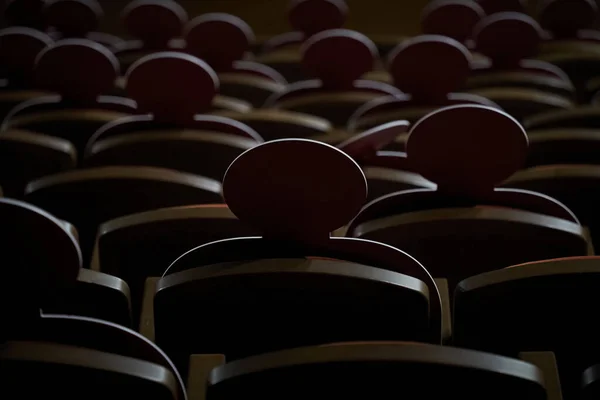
[{"left": 4, "top": 0, "right": 600, "bottom": 399}]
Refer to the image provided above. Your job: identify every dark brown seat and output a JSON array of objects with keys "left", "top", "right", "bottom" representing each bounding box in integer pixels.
[
  {"left": 204, "top": 342, "right": 547, "bottom": 400},
  {"left": 347, "top": 105, "right": 589, "bottom": 288},
  {"left": 265, "top": 29, "right": 400, "bottom": 127},
  {"left": 0, "top": 27, "right": 54, "bottom": 120},
  {"left": 83, "top": 52, "right": 261, "bottom": 179},
  {"left": 466, "top": 12, "right": 575, "bottom": 120},
  {"left": 4, "top": 0, "right": 47, "bottom": 30},
  {"left": 1, "top": 341, "right": 180, "bottom": 400},
  {"left": 421, "top": 0, "right": 485, "bottom": 48},
  {"left": 337, "top": 120, "right": 434, "bottom": 202},
  {"left": 44, "top": 0, "right": 124, "bottom": 48},
  {"left": 3, "top": 314, "right": 186, "bottom": 400},
  {"left": 86, "top": 113, "right": 261, "bottom": 149},
  {"left": 85, "top": 128, "right": 259, "bottom": 181},
  {"left": 152, "top": 138, "right": 444, "bottom": 374},
  {"left": 219, "top": 109, "right": 337, "bottom": 142},
  {"left": 504, "top": 164, "right": 600, "bottom": 251},
  {"left": 454, "top": 256, "right": 600, "bottom": 399},
  {"left": 0, "top": 198, "right": 131, "bottom": 326},
  {"left": 0, "top": 197, "right": 81, "bottom": 304},
  {"left": 112, "top": 0, "right": 188, "bottom": 71},
  {"left": 24, "top": 166, "right": 223, "bottom": 265},
  {"left": 43, "top": 268, "right": 132, "bottom": 327},
  {"left": 348, "top": 35, "right": 499, "bottom": 132},
  {"left": 93, "top": 205, "right": 258, "bottom": 329},
  {"left": 256, "top": 0, "right": 347, "bottom": 82},
  {"left": 524, "top": 106, "right": 600, "bottom": 130},
  {"left": 0, "top": 129, "right": 76, "bottom": 198},
  {"left": 536, "top": 0, "right": 600, "bottom": 101},
  {"left": 1, "top": 39, "right": 136, "bottom": 155},
  {"left": 525, "top": 128, "right": 600, "bottom": 167},
  {"left": 476, "top": 0, "right": 526, "bottom": 14},
  {"left": 157, "top": 258, "right": 432, "bottom": 375},
  {"left": 185, "top": 13, "right": 287, "bottom": 108}
]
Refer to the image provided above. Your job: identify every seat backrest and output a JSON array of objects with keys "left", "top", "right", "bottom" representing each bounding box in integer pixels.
[
  {"left": 262, "top": 0, "right": 348, "bottom": 52},
  {"left": 207, "top": 342, "right": 546, "bottom": 400},
  {"left": 2, "top": 39, "right": 135, "bottom": 153},
  {"left": 156, "top": 258, "right": 431, "bottom": 371},
  {"left": 7, "top": 312, "right": 186, "bottom": 399},
  {"left": 185, "top": 13, "right": 255, "bottom": 73},
  {"left": 24, "top": 166, "right": 223, "bottom": 263},
  {"left": 348, "top": 35, "right": 497, "bottom": 130},
  {"left": 45, "top": 0, "right": 100, "bottom": 39},
  {"left": 0, "top": 130, "right": 77, "bottom": 197},
  {"left": 477, "top": 0, "right": 526, "bottom": 14},
  {"left": 347, "top": 105, "right": 588, "bottom": 285},
  {"left": 96, "top": 204, "right": 259, "bottom": 326},
  {"left": 163, "top": 139, "right": 443, "bottom": 343},
  {"left": 4, "top": 0, "right": 47, "bottom": 29},
  {"left": 539, "top": 0, "right": 598, "bottom": 40},
  {"left": 0, "top": 27, "right": 54, "bottom": 119},
  {"left": 266, "top": 29, "right": 398, "bottom": 126},
  {"left": 0, "top": 27, "right": 53, "bottom": 88},
  {"left": 0, "top": 198, "right": 81, "bottom": 331},
  {"left": 421, "top": 0, "right": 485, "bottom": 45},
  {"left": 184, "top": 13, "right": 286, "bottom": 107},
  {"left": 1, "top": 341, "right": 181, "bottom": 400},
  {"left": 454, "top": 256, "right": 600, "bottom": 355},
  {"left": 33, "top": 38, "right": 120, "bottom": 105},
  {"left": 120, "top": 0, "right": 187, "bottom": 49},
  {"left": 44, "top": 0, "right": 123, "bottom": 47},
  {"left": 124, "top": 51, "right": 247, "bottom": 124},
  {"left": 454, "top": 256, "right": 600, "bottom": 397}
]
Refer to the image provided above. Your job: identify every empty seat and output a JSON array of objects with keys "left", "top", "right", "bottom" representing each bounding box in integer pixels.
[
  {"left": 466, "top": 12, "right": 574, "bottom": 98},
  {"left": 525, "top": 128, "right": 600, "bottom": 167},
  {"left": 204, "top": 342, "right": 547, "bottom": 400},
  {"left": 0, "top": 198, "right": 131, "bottom": 326},
  {"left": 117, "top": 50, "right": 250, "bottom": 115},
  {"left": 476, "top": 0, "right": 526, "bottom": 14},
  {"left": 2, "top": 341, "right": 181, "bottom": 400},
  {"left": 348, "top": 35, "right": 499, "bottom": 133},
  {"left": 466, "top": 12, "right": 575, "bottom": 120},
  {"left": 503, "top": 162, "right": 600, "bottom": 251},
  {"left": 0, "top": 27, "right": 54, "bottom": 120},
  {"left": 454, "top": 256, "right": 600, "bottom": 399},
  {"left": 94, "top": 204, "right": 259, "bottom": 328},
  {"left": 2, "top": 39, "right": 136, "bottom": 155},
  {"left": 265, "top": 29, "right": 400, "bottom": 127},
  {"left": 524, "top": 105, "right": 600, "bottom": 130},
  {"left": 44, "top": 0, "right": 124, "bottom": 47},
  {"left": 2, "top": 314, "right": 186, "bottom": 400},
  {"left": 185, "top": 13, "right": 287, "bottom": 107},
  {"left": 536, "top": 0, "right": 600, "bottom": 100},
  {"left": 220, "top": 108, "right": 339, "bottom": 142},
  {"left": 256, "top": 0, "right": 348, "bottom": 82},
  {"left": 153, "top": 138, "right": 444, "bottom": 373},
  {"left": 347, "top": 105, "right": 589, "bottom": 287},
  {"left": 421, "top": 0, "right": 485, "bottom": 47},
  {"left": 24, "top": 166, "right": 223, "bottom": 264},
  {"left": 157, "top": 257, "right": 433, "bottom": 375},
  {"left": 85, "top": 126, "right": 260, "bottom": 181},
  {"left": 4, "top": 0, "right": 46, "bottom": 30},
  {"left": 0, "top": 129, "right": 76, "bottom": 198},
  {"left": 84, "top": 52, "right": 261, "bottom": 179},
  {"left": 112, "top": 0, "right": 188, "bottom": 70},
  {"left": 337, "top": 120, "right": 434, "bottom": 201}
]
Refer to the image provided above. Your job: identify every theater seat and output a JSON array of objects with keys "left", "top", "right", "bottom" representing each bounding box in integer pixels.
[{"left": 24, "top": 166, "right": 223, "bottom": 264}]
